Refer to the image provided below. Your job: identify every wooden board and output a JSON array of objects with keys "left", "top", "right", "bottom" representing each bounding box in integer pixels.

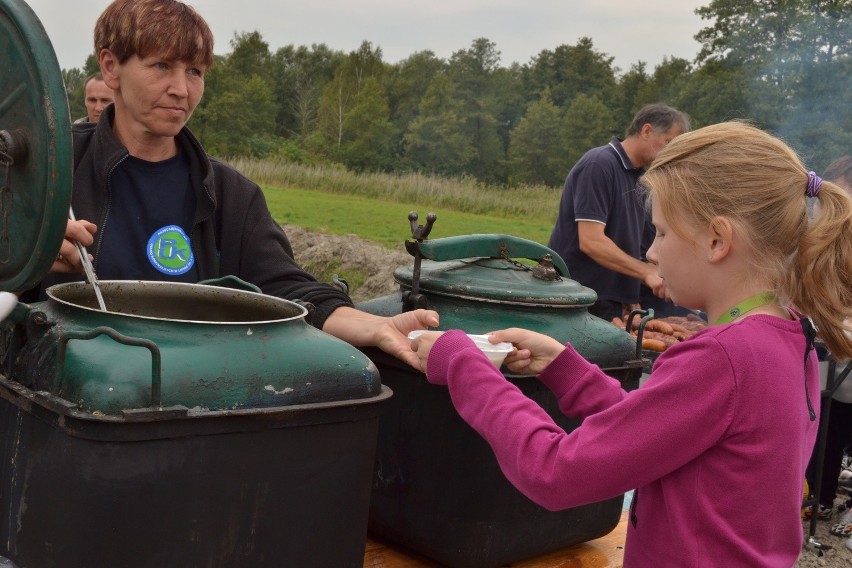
[{"left": 364, "top": 510, "right": 627, "bottom": 568}]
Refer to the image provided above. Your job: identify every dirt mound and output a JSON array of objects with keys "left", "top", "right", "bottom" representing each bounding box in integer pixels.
[{"left": 283, "top": 224, "right": 411, "bottom": 303}]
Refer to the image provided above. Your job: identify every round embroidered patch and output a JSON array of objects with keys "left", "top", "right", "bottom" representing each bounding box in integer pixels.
[{"left": 147, "top": 225, "right": 195, "bottom": 276}]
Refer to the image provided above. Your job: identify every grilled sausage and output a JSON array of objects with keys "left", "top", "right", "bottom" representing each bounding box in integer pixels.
[
  {"left": 642, "top": 338, "right": 667, "bottom": 352},
  {"left": 643, "top": 319, "right": 675, "bottom": 335}
]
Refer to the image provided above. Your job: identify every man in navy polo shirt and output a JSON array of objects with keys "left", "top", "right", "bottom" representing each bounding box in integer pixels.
[{"left": 548, "top": 104, "right": 689, "bottom": 322}]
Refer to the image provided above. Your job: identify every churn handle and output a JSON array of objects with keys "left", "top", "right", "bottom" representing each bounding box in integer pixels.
[
  {"left": 56, "top": 326, "right": 163, "bottom": 407},
  {"left": 417, "top": 234, "right": 571, "bottom": 278},
  {"left": 625, "top": 308, "right": 656, "bottom": 360}
]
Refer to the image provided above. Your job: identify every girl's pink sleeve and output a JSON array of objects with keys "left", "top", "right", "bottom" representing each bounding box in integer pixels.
[{"left": 424, "top": 330, "right": 735, "bottom": 511}]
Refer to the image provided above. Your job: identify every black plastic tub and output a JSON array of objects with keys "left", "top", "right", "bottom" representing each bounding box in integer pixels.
[
  {"left": 362, "top": 348, "right": 641, "bottom": 568},
  {"left": 0, "top": 375, "right": 391, "bottom": 568}
]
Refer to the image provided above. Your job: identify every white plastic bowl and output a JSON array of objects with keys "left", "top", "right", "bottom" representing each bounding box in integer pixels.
[{"left": 408, "top": 330, "right": 513, "bottom": 367}]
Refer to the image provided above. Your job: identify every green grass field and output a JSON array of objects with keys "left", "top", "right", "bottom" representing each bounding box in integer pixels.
[{"left": 261, "top": 185, "right": 555, "bottom": 248}]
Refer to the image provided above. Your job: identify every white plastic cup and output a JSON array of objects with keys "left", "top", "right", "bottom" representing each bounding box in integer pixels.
[{"left": 408, "top": 330, "right": 513, "bottom": 367}]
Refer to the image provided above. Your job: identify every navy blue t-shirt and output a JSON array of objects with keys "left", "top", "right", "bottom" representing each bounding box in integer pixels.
[
  {"left": 95, "top": 152, "right": 199, "bottom": 282},
  {"left": 547, "top": 138, "right": 646, "bottom": 304}
]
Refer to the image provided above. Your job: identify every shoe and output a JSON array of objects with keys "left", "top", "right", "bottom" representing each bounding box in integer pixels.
[
  {"left": 831, "top": 505, "right": 852, "bottom": 535},
  {"left": 830, "top": 519, "right": 852, "bottom": 537},
  {"left": 804, "top": 504, "right": 833, "bottom": 520}
]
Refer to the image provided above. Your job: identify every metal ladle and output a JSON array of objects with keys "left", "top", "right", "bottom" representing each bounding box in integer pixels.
[{"left": 68, "top": 207, "right": 107, "bottom": 311}]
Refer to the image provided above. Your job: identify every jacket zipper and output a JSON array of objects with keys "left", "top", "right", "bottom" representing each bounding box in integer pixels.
[{"left": 93, "top": 154, "right": 129, "bottom": 270}]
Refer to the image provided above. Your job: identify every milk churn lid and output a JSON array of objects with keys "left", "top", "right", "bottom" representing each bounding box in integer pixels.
[
  {"left": 394, "top": 234, "right": 598, "bottom": 307},
  {"left": 0, "top": 0, "right": 73, "bottom": 291}
]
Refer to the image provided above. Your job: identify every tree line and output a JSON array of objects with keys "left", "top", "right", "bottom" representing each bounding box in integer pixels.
[{"left": 62, "top": 0, "right": 852, "bottom": 187}]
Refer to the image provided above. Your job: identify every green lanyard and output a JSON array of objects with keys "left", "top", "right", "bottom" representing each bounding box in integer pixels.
[{"left": 714, "top": 291, "right": 775, "bottom": 325}]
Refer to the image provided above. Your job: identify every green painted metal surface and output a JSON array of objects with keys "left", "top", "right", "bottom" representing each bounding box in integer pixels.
[
  {"left": 401, "top": 234, "right": 593, "bottom": 305},
  {"left": 359, "top": 234, "right": 636, "bottom": 369},
  {"left": 9, "top": 282, "right": 381, "bottom": 414},
  {"left": 395, "top": 258, "right": 596, "bottom": 306},
  {"left": 418, "top": 234, "right": 572, "bottom": 277},
  {"left": 0, "top": 0, "right": 73, "bottom": 291}
]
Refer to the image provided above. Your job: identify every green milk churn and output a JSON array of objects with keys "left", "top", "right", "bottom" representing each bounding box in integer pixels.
[{"left": 356, "top": 214, "right": 645, "bottom": 568}]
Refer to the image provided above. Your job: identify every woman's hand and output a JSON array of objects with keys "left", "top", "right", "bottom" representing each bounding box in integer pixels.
[
  {"left": 52, "top": 219, "right": 97, "bottom": 273},
  {"left": 489, "top": 328, "right": 564, "bottom": 374},
  {"left": 377, "top": 309, "right": 440, "bottom": 370},
  {"left": 322, "top": 307, "right": 439, "bottom": 371}
]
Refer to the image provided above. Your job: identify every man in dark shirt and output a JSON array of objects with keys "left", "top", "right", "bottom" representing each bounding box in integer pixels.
[
  {"left": 548, "top": 104, "right": 689, "bottom": 321},
  {"left": 73, "top": 73, "right": 113, "bottom": 124}
]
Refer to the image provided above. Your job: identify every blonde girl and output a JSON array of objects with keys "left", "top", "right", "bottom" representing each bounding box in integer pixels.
[{"left": 411, "top": 122, "right": 852, "bottom": 566}]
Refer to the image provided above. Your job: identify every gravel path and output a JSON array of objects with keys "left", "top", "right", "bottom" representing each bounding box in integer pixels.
[{"left": 796, "top": 493, "right": 852, "bottom": 567}]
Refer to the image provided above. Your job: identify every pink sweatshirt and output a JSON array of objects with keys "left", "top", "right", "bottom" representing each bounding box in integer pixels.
[{"left": 426, "top": 315, "right": 819, "bottom": 567}]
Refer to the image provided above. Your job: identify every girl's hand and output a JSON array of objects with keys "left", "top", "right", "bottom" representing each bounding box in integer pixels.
[
  {"left": 488, "top": 328, "right": 564, "bottom": 374},
  {"left": 409, "top": 330, "right": 445, "bottom": 372}
]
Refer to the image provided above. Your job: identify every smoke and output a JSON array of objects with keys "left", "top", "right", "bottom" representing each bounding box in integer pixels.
[{"left": 751, "top": 16, "right": 852, "bottom": 172}]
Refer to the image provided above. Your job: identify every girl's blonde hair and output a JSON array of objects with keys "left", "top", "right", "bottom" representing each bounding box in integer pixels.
[{"left": 642, "top": 121, "right": 852, "bottom": 360}]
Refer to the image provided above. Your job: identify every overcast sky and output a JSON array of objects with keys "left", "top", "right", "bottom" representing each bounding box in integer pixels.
[{"left": 24, "top": 0, "right": 709, "bottom": 73}]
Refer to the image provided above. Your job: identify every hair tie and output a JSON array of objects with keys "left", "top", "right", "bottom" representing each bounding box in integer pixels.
[{"left": 806, "top": 171, "right": 822, "bottom": 198}]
